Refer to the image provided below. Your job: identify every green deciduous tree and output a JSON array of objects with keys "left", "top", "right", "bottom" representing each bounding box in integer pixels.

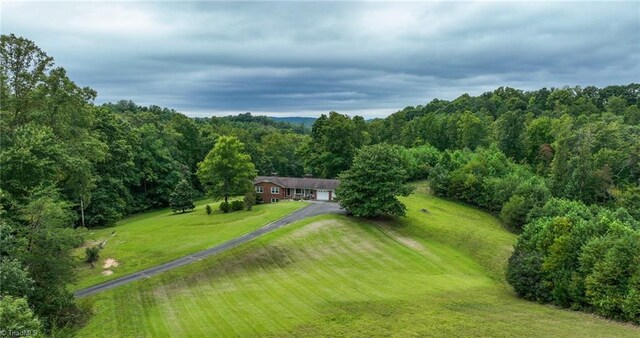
[
  {"left": 523, "top": 116, "right": 555, "bottom": 171},
  {"left": 302, "top": 112, "right": 367, "bottom": 178},
  {"left": 0, "top": 257, "right": 34, "bottom": 299},
  {"left": 336, "top": 144, "right": 414, "bottom": 217},
  {"left": 507, "top": 199, "right": 640, "bottom": 323},
  {"left": 0, "top": 295, "right": 42, "bottom": 335},
  {"left": 582, "top": 227, "right": 640, "bottom": 323},
  {"left": 456, "top": 111, "right": 491, "bottom": 150},
  {"left": 494, "top": 110, "right": 527, "bottom": 160},
  {"left": 260, "top": 132, "right": 307, "bottom": 177},
  {"left": 0, "top": 34, "right": 53, "bottom": 127},
  {"left": 12, "top": 188, "right": 85, "bottom": 329},
  {"left": 605, "top": 96, "right": 627, "bottom": 115},
  {"left": 83, "top": 108, "right": 137, "bottom": 226},
  {"left": 197, "top": 136, "right": 256, "bottom": 203}
]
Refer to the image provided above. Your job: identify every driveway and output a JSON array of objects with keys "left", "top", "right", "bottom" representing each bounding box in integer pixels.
[{"left": 75, "top": 202, "right": 344, "bottom": 298}]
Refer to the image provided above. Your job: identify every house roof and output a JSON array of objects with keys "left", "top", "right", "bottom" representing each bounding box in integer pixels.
[{"left": 254, "top": 176, "right": 340, "bottom": 190}]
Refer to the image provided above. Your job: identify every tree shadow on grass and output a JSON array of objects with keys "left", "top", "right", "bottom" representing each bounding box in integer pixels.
[
  {"left": 179, "top": 244, "right": 297, "bottom": 289},
  {"left": 168, "top": 210, "right": 196, "bottom": 216}
]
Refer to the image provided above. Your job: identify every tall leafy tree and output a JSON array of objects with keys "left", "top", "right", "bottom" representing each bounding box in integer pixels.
[
  {"left": 83, "top": 108, "right": 137, "bottom": 226},
  {"left": 260, "top": 132, "right": 307, "bottom": 177},
  {"left": 0, "top": 296, "right": 42, "bottom": 335},
  {"left": 302, "top": 112, "right": 366, "bottom": 178},
  {"left": 197, "top": 136, "right": 256, "bottom": 203},
  {"left": 336, "top": 144, "right": 414, "bottom": 217},
  {"left": 13, "top": 188, "right": 85, "bottom": 329},
  {"left": 456, "top": 111, "right": 490, "bottom": 150},
  {"left": 494, "top": 110, "right": 527, "bottom": 160},
  {"left": 131, "top": 122, "right": 182, "bottom": 211},
  {"left": 523, "top": 116, "right": 555, "bottom": 171},
  {"left": 0, "top": 34, "right": 53, "bottom": 127}
]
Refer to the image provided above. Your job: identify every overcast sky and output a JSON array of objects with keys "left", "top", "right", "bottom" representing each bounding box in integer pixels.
[{"left": 2, "top": 1, "right": 639, "bottom": 118}]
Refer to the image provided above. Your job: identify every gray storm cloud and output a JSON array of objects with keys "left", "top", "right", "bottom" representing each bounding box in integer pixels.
[{"left": 2, "top": 1, "right": 638, "bottom": 118}]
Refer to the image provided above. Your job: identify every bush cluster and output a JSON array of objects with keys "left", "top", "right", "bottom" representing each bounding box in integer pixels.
[
  {"left": 429, "top": 146, "right": 550, "bottom": 229},
  {"left": 426, "top": 145, "right": 640, "bottom": 323},
  {"left": 85, "top": 246, "right": 100, "bottom": 265},
  {"left": 219, "top": 200, "right": 246, "bottom": 213},
  {"left": 230, "top": 200, "right": 244, "bottom": 211},
  {"left": 404, "top": 144, "right": 442, "bottom": 180},
  {"left": 507, "top": 199, "right": 640, "bottom": 323},
  {"left": 219, "top": 201, "right": 230, "bottom": 213}
]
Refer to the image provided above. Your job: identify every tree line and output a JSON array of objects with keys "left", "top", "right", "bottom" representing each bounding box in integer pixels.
[
  {"left": 2, "top": 33, "right": 639, "bottom": 332},
  {"left": 0, "top": 34, "right": 310, "bottom": 334}
]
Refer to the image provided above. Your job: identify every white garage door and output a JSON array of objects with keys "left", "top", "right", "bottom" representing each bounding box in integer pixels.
[{"left": 316, "top": 190, "right": 330, "bottom": 201}]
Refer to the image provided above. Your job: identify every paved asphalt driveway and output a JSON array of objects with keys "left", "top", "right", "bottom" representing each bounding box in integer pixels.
[{"left": 75, "top": 201, "right": 344, "bottom": 298}]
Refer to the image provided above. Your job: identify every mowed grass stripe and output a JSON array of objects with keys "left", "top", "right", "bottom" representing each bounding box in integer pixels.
[
  {"left": 233, "top": 251, "right": 302, "bottom": 333},
  {"left": 294, "top": 219, "right": 401, "bottom": 301},
  {"left": 77, "top": 192, "right": 640, "bottom": 337}
]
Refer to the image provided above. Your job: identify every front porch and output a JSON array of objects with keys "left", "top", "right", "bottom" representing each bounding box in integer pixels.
[{"left": 285, "top": 188, "right": 315, "bottom": 200}]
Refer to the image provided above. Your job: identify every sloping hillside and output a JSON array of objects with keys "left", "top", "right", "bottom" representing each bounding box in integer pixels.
[
  {"left": 75, "top": 200, "right": 305, "bottom": 289},
  {"left": 77, "top": 190, "right": 640, "bottom": 337}
]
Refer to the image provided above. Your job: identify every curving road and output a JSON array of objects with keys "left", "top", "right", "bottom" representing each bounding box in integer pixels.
[{"left": 74, "top": 201, "right": 344, "bottom": 298}]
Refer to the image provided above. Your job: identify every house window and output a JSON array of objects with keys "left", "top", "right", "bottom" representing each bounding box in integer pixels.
[
  {"left": 271, "top": 198, "right": 279, "bottom": 203},
  {"left": 255, "top": 186, "right": 263, "bottom": 193},
  {"left": 295, "top": 188, "right": 302, "bottom": 194},
  {"left": 271, "top": 187, "right": 280, "bottom": 194}
]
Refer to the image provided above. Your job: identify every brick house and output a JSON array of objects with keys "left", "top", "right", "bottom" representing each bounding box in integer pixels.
[{"left": 254, "top": 176, "right": 339, "bottom": 203}]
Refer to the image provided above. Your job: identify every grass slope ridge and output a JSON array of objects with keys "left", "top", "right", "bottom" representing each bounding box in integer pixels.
[{"left": 77, "top": 189, "right": 639, "bottom": 337}]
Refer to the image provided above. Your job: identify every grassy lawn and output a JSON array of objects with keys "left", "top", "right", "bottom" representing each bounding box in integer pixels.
[
  {"left": 76, "top": 188, "right": 639, "bottom": 337},
  {"left": 74, "top": 199, "right": 306, "bottom": 289}
]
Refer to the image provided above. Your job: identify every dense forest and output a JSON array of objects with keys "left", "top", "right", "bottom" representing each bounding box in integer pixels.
[{"left": 1, "top": 33, "right": 639, "bottom": 333}]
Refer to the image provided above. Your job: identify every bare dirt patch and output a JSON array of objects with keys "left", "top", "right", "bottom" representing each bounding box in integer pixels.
[
  {"left": 101, "top": 270, "right": 113, "bottom": 276},
  {"left": 103, "top": 258, "right": 119, "bottom": 269}
]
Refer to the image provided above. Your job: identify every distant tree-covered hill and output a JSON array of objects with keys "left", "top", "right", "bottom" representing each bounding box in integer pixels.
[{"left": 269, "top": 116, "right": 317, "bottom": 127}]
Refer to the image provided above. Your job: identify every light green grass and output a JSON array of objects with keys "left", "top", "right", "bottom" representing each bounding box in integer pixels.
[
  {"left": 76, "top": 188, "right": 639, "bottom": 337},
  {"left": 74, "top": 199, "right": 306, "bottom": 289}
]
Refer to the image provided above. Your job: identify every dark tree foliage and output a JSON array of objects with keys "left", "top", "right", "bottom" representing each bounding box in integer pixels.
[
  {"left": 507, "top": 199, "right": 640, "bottom": 323},
  {"left": 170, "top": 179, "right": 195, "bottom": 213},
  {"left": 371, "top": 84, "right": 640, "bottom": 222},
  {"left": 219, "top": 201, "right": 231, "bottom": 213},
  {"left": 0, "top": 296, "right": 42, "bottom": 335},
  {"left": 3, "top": 34, "right": 640, "bottom": 327},
  {"left": 429, "top": 146, "right": 551, "bottom": 227},
  {"left": 85, "top": 246, "right": 100, "bottom": 265},
  {"left": 336, "top": 144, "right": 414, "bottom": 217},
  {"left": 230, "top": 200, "right": 245, "bottom": 212},
  {"left": 197, "top": 136, "right": 257, "bottom": 204},
  {"left": 301, "top": 112, "right": 368, "bottom": 178},
  {"left": 1, "top": 35, "right": 313, "bottom": 332}
]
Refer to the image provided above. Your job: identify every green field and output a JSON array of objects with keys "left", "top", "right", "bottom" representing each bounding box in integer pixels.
[
  {"left": 76, "top": 189, "right": 639, "bottom": 337},
  {"left": 74, "top": 199, "right": 306, "bottom": 289}
]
